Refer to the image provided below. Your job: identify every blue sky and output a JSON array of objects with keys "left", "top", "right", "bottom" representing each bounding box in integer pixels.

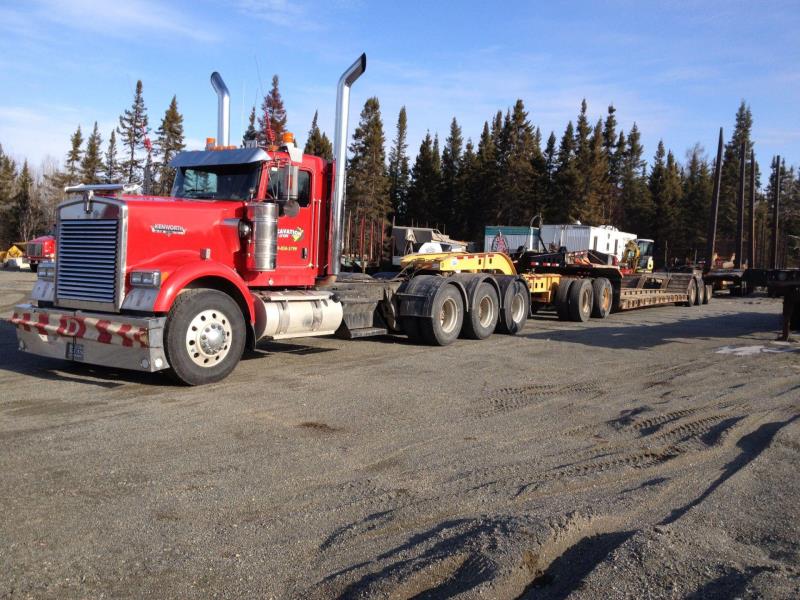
[{"left": 1, "top": 0, "right": 798, "bottom": 176}]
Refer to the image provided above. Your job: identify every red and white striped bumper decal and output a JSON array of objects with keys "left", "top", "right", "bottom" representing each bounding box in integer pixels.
[{"left": 10, "top": 310, "right": 150, "bottom": 348}]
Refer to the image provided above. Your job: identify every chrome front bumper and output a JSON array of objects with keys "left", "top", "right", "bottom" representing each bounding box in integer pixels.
[{"left": 11, "top": 304, "right": 169, "bottom": 372}]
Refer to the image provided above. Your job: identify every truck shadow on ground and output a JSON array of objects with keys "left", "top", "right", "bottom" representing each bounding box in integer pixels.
[{"left": 521, "top": 311, "right": 780, "bottom": 351}]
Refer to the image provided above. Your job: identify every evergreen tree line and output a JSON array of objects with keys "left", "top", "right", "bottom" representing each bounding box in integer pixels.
[
  {"left": 344, "top": 97, "right": 799, "bottom": 266},
  {"left": 3, "top": 73, "right": 798, "bottom": 267},
  {"left": 0, "top": 81, "right": 186, "bottom": 246}
]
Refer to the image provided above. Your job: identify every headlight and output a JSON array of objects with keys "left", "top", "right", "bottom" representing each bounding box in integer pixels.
[
  {"left": 38, "top": 262, "right": 55, "bottom": 280},
  {"left": 130, "top": 270, "right": 161, "bottom": 287}
]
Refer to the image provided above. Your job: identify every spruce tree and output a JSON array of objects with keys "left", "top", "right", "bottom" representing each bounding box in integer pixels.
[
  {"left": 542, "top": 131, "right": 557, "bottom": 212},
  {"left": 0, "top": 145, "right": 18, "bottom": 206},
  {"left": 718, "top": 101, "right": 756, "bottom": 253},
  {"left": 12, "top": 161, "right": 41, "bottom": 242},
  {"left": 648, "top": 142, "right": 683, "bottom": 264},
  {"left": 473, "top": 121, "right": 500, "bottom": 232},
  {"left": 552, "top": 121, "right": 579, "bottom": 223},
  {"left": 304, "top": 110, "right": 333, "bottom": 160},
  {"left": 104, "top": 129, "right": 120, "bottom": 183},
  {"left": 65, "top": 125, "right": 83, "bottom": 186},
  {"left": 682, "top": 145, "right": 713, "bottom": 258},
  {"left": 387, "top": 107, "right": 410, "bottom": 219},
  {"left": 438, "top": 117, "right": 463, "bottom": 229},
  {"left": 619, "top": 123, "right": 653, "bottom": 236},
  {"left": 346, "top": 97, "right": 389, "bottom": 222},
  {"left": 406, "top": 132, "right": 440, "bottom": 226},
  {"left": 243, "top": 106, "right": 258, "bottom": 144},
  {"left": 497, "top": 100, "right": 539, "bottom": 225},
  {"left": 580, "top": 119, "right": 609, "bottom": 225},
  {"left": 80, "top": 122, "right": 103, "bottom": 184},
  {"left": 455, "top": 138, "right": 478, "bottom": 240},
  {"left": 258, "top": 75, "right": 287, "bottom": 144},
  {"left": 117, "top": 80, "right": 149, "bottom": 184},
  {"left": 154, "top": 95, "right": 186, "bottom": 195}
]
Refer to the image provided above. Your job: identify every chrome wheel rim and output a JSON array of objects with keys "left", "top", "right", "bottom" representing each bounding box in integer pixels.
[{"left": 185, "top": 309, "right": 233, "bottom": 367}]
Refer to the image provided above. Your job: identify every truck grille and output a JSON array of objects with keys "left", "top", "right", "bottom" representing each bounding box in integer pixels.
[
  {"left": 57, "top": 219, "right": 120, "bottom": 305},
  {"left": 28, "top": 243, "right": 41, "bottom": 257}
]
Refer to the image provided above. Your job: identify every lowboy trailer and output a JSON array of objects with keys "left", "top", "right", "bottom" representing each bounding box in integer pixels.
[{"left": 403, "top": 248, "right": 709, "bottom": 323}]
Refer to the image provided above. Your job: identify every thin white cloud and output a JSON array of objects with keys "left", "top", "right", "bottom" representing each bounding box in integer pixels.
[
  {"left": 234, "top": 0, "right": 319, "bottom": 30},
  {"left": 8, "top": 0, "right": 217, "bottom": 43}
]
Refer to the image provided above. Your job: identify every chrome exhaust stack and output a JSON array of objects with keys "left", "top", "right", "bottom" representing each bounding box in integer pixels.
[
  {"left": 210, "top": 72, "right": 230, "bottom": 146},
  {"left": 327, "top": 53, "right": 367, "bottom": 279}
]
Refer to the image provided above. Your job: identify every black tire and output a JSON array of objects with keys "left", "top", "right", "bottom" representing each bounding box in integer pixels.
[
  {"left": 461, "top": 281, "right": 500, "bottom": 340},
  {"left": 529, "top": 303, "right": 540, "bottom": 316},
  {"left": 29, "top": 262, "right": 38, "bottom": 273},
  {"left": 703, "top": 284, "right": 712, "bottom": 304},
  {"left": 568, "top": 278, "right": 593, "bottom": 322},
  {"left": 555, "top": 278, "right": 574, "bottom": 321},
  {"left": 497, "top": 279, "right": 530, "bottom": 335},
  {"left": 401, "top": 316, "right": 423, "bottom": 343},
  {"left": 419, "top": 284, "right": 464, "bottom": 346},
  {"left": 164, "top": 289, "right": 246, "bottom": 385},
  {"left": 694, "top": 279, "right": 703, "bottom": 305},
  {"left": 591, "top": 278, "right": 612, "bottom": 319},
  {"left": 684, "top": 280, "right": 698, "bottom": 306}
]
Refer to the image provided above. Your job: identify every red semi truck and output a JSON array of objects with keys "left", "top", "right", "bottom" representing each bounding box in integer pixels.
[
  {"left": 24, "top": 234, "right": 56, "bottom": 273},
  {"left": 12, "top": 55, "right": 531, "bottom": 385}
]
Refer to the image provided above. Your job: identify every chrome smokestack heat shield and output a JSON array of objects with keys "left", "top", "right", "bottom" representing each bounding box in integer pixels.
[
  {"left": 210, "top": 72, "right": 230, "bottom": 146},
  {"left": 327, "top": 53, "right": 367, "bottom": 278}
]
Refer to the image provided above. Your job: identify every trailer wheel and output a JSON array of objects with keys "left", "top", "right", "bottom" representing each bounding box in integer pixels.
[
  {"left": 568, "top": 279, "right": 593, "bottom": 322},
  {"left": 164, "top": 289, "right": 246, "bottom": 386},
  {"left": 591, "top": 278, "right": 612, "bottom": 318},
  {"left": 462, "top": 281, "right": 499, "bottom": 340},
  {"left": 694, "top": 279, "right": 703, "bottom": 305},
  {"left": 555, "top": 278, "right": 574, "bottom": 321},
  {"left": 497, "top": 279, "right": 529, "bottom": 335},
  {"left": 703, "top": 284, "right": 712, "bottom": 304},
  {"left": 420, "top": 284, "right": 464, "bottom": 346},
  {"left": 684, "top": 280, "right": 698, "bottom": 306}
]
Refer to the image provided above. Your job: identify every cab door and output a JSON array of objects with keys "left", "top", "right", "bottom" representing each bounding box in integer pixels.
[{"left": 274, "top": 167, "right": 317, "bottom": 285}]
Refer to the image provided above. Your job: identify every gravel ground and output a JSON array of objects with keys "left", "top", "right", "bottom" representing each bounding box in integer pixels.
[{"left": 0, "top": 269, "right": 798, "bottom": 599}]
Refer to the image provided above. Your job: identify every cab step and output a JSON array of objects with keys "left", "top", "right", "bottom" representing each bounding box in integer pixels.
[{"left": 342, "top": 326, "right": 388, "bottom": 339}]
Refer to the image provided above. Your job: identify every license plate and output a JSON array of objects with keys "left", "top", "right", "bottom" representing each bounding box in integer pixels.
[{"left": 66, "top": 342, "right": 84, "bottom": 361}]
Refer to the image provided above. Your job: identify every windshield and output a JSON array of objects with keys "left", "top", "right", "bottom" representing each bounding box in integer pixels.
[
  {"left": 172, "top": 164, "right": 260, "bottom": 200},
  {"left": 638, "top": 240, "right": 654, "bottom": 256}
]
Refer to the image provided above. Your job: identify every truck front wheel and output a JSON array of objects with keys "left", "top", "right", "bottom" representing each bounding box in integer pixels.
[{"left": 164, "top": 289, "right": 246, "bottom": 385}]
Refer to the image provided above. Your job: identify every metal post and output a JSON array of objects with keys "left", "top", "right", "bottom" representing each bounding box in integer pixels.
[
  {"left": 748, "top": 150, "right": 756, "bottom": 268},
  {"left": 735, "top": 141, "right": 747, "bottom": 269},
  {"left": 705, "top": 128, "right": 724, "bottom": 272},
  {"left": 771, "top": 156, "right": 781, "bottom": 269}
]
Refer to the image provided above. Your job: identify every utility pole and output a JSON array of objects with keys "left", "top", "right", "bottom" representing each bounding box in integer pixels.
[{"left": 705, "top": 128, "right": 724, "bottom": 272}]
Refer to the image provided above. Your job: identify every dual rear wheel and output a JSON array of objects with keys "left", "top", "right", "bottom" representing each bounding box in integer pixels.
[
  {"left": 556, "top": 277, "right": 612, "bottom": 322},
  {"left": 402, "top": 277, "right": 529, "bottom": 346}
]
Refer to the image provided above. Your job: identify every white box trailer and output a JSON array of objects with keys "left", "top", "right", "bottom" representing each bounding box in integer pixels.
[{"left": 538, "top": 224, "right": 636, "bottom": 261}]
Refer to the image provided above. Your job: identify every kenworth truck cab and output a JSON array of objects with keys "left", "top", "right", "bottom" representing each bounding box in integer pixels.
[{"left": 12, "top": 54, "right": 531, "bottom": 385}]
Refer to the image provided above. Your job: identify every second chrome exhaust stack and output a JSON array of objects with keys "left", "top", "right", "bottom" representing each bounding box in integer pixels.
[
  {"left": 210, "top": 72, "right": 230, "bottom": 147},
  {"left": 327, "top": 53, "right": 367, "bottom": 279}
]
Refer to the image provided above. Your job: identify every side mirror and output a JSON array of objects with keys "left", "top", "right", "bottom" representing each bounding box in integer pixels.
[{"left": 279, "top": 164, "right": 300, "bottom": 217}]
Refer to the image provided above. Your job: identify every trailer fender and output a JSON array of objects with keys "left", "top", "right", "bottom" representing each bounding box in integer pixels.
[
  {"left": 397, "top": 274, "right": 466, "bottom": 318},
  {"left": 152, "top": 260, "right": 256, "bottom": 326}
]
